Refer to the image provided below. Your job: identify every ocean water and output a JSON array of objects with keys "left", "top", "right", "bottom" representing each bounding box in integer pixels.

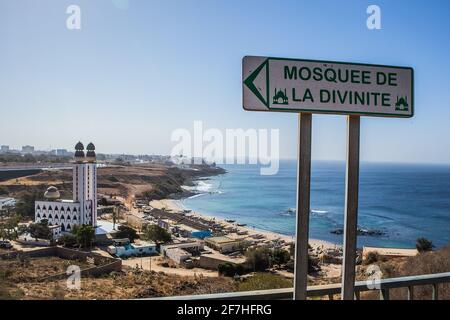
[{"left": 181, "top": 160, "right": 450, "bottom": 248}]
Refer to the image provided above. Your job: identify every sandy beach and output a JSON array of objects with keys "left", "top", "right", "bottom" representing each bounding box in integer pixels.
[{"left": 149, "top": 199, "right": 340, "bottom": 253}]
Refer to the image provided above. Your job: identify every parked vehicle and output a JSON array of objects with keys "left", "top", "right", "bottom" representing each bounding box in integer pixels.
[{"left": 0, "top": 240, "right": 13, "bottom": 249}]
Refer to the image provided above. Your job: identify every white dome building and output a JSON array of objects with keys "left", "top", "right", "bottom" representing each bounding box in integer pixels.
[
  {"left": 34, "top": 142, "right": 98, "bottom": 233},
  {"left": 44, "top": 186, "right": 60, "bottom": 200}
]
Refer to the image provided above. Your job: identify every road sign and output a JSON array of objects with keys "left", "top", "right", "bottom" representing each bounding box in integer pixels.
[
  {"left": 243, "top": 56, "right": 414, "bottom": 117},
  {"left": 242, "top": 55, "right": 415, "bottom": 300}
]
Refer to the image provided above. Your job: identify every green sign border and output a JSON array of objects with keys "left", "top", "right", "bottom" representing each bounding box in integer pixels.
[{"left": 243, "top": 56, "right": 414, "bottom": 118}]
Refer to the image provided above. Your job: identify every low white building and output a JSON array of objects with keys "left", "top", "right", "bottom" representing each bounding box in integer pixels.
[
  {"left": 107, "top": 239, "right": 157, "bottom": 258},
  {"left": 21, "top": 145, "right": 35, "bottom": 154},
  {"left": 205, "top": 236, "right": 244, "bottom": 253},
  {"left": 48, "top": 224, "right": 62, "bottom": 239},
  {"left": 160, "top": 241, "right": 204, "bottom": 265},
  {"left": 0, "top": 197, "right": 16, "bottom": 210},
  {"left": 158, "top": 218, "right": 172, "bottom": 230},
  {"left": 164, "top": 247, "right": 192, "bottom": 264},
  {"left": 0, "top": 145, "right": 9, "bottom": 153},
  {"left": 160, "top": 241, "right": 204, "bottom": 255}
]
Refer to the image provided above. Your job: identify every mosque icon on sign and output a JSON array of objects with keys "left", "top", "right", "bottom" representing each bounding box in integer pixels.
[
  {"left": 395, "top": 96, "right": 409, "bottom": 111},
  {"left": 273, "top": 88, "right": 289, "bottom": 105}
]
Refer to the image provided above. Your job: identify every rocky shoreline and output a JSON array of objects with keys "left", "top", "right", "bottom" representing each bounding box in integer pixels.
[{"left": 167, "top": 166, "right": 226, "bottom": 200}]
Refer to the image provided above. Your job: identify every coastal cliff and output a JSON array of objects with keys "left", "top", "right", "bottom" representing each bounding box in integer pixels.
[{"left": 0, "top": 163, "right": 226, "bottom": 203}]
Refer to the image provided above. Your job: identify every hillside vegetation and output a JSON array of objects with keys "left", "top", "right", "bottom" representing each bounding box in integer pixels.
[{"left": 358, "top": 244, "right": 450, "bottom": 300}]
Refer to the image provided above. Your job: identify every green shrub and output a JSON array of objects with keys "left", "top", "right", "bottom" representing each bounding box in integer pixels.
[
  {"left": 364, "top": 251, "right": 380, "bottom": 265},
  {"left": 362, "top": 245, "right": 450, "bottom": 300},
  {"left": 416, "top": 237, "right": 434, "bottom": 253},
  {"left": 244, "top": 247, "right": 272, "bottom": 272},
  {"left": 272, "top": 248, "right": 291, "bottom": 266},
  {"left": 27, "top": 220, "right": 51, "bottom": 240},
  {"left": 115, "top": 225, "right": 139, "bottom": 242},
  {"left": 218, "top": 263, "right": 245, "bottom": 277},
  {"left": 218, "top": 263, "right": 235, "bottom": 277},
  {"left": 58, "top": 234, "right": 77, "bottom": 248},
  {"left": 237, "top": 273, "right": 292, "bottom": 292},
  {"left": 144, "top": 225, "right": 171, "bottom": 244},
  {"left": 72, "top": 224, "right": 95, "bottom": 248},
  {"left": 285, "top": 255, "right": 321, "bottom": 273}
]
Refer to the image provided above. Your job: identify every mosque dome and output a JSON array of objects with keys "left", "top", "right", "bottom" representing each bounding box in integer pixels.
[
  {"left": 75, "top": 141, "right": 84, "bottom": 150},
  {"left": 86, "top": 142, "right": 96, "bottom": 162},
  {"left": 44, "top": 186, "right": 60, "bottom": 200},
  {"left": 74, "top": 141, "right": 85, "bottom": 161},
  {"left": 86, "top": 142, "right": 95, "bottom": 151}
]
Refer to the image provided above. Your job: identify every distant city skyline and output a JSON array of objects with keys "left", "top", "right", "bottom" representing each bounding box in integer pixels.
[
  {"left": 3, "top": 137, "right": 450, "bottom": 166},
  {"left": 2, "top": 1, "right": 450, "bottom": 164}
]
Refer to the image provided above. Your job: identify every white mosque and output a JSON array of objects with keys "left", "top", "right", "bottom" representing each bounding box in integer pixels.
[{"left": 34, "top": 142, "right": 98, "bottom": 233}]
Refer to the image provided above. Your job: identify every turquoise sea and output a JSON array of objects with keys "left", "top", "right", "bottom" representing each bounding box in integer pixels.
[{"left": 181, "top": 161, "right": 450, "bottom": 248}]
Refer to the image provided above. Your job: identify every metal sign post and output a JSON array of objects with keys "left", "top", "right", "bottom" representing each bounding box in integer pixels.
[
  {"left": 242, "top": 55, "right": 413, "bottom": 300},
  {"left": 293, "top": 113, "right": 312, "bottom": 300},
  {"left": 341, "top": 115, "right": 361, "bottom": 300}
]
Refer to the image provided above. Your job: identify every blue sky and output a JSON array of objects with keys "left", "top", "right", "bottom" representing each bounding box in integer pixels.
[{"left": 1, "top": 0, "right": 450, "bottom": 163}]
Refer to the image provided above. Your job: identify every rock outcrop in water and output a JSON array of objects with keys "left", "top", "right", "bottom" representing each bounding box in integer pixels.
[{"left": 330, "top": 228, "right": 385, "bottom": 237}]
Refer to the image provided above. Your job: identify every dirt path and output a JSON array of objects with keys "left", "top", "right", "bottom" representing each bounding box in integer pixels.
[{"left": 121, "top": 256, "right": 219, "bottom": 278}]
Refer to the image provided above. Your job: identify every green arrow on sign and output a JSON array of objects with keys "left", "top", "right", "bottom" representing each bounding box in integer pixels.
[{"left": 243, "top": 59, "right": 270, "bottom": 108}]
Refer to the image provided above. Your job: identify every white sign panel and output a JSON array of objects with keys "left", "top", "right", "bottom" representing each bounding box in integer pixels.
[{"left": 243, "top": 56, "right": 414, "bottom": 117}]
